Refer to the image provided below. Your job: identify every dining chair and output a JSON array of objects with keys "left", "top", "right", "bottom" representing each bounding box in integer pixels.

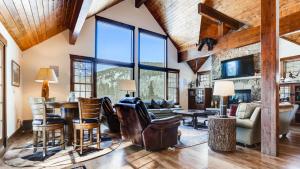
[
  {"left": 29, "top": 97, "right": 65, "bottom": 157},
  {"left": 73, "top": 98, "right": 101, "bottom": 154}
]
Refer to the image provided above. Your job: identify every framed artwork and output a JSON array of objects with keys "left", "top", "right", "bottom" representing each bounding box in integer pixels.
[
  {"left": 11, "top": 60, "right": 20, "bottom": 87},
  {"left": 50, "top": 65, "right": 59, "bottom": 78}
]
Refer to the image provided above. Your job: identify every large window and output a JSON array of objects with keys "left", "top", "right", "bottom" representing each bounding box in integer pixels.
[
  {"left": 96, "top": 17, "right": 133, "bottom": 62},
  {"left": 95, "top": 17, "right": 134, "bottom": 103},
  {"left": 70, "top": 17, "right": 180, "bottom": 104},
  {"left": 139, "top": 30, "right": 166, "bottom": 67},
  {"left": 138, "top": 29, "right": 169, "bottom": 101}
]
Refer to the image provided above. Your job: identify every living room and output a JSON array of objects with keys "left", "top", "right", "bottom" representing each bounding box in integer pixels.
[{"left": 0, "top": 0, "right": 300, "bottom": 168}]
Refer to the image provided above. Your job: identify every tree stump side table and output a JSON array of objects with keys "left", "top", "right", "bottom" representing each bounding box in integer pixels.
[{"left": 208, "top": 116, "right": 236, "bottom": 152}]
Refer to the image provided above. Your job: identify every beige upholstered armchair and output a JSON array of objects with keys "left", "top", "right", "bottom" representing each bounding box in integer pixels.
[
  {"left": 235, "top": 103, "right": 261, "bottom": 146},
  {"left": 279, "top": 104, "right": 299, "bottom": 137}
]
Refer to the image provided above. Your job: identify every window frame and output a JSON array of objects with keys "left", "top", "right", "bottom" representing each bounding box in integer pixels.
[
  {"left": 167, "top": 69, "right": 180, "bottom": 104},
  {"left": 95, "top": 16, "right": 135, "bottom": 99},
  {"left": 70, "top": 55, "right": 96, "bottom": 97},
  {"left": 197, "top": 71, "right": 211, "bottom": 87},
  {"left": 95, "top": 16, "right": 135, "bottom": 64},
  {"left": 138, "top": 28, "right": 167, "bottom": 68},
  {"left": 69, "top": 17, "right": 180, "bottom": 104}
]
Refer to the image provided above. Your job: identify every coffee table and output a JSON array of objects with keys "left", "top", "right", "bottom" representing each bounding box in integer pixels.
[{"left": 173, "top": 109, "right": 218, "bottom": 129}]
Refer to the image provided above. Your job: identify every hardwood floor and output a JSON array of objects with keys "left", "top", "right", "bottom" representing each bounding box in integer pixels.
[{"left": 1, "top": 127, "right": 300, "bottom": 169}]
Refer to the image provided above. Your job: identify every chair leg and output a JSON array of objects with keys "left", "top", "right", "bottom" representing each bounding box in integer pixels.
[
  {"left": 73, "top": 128, "right": 77, "bottom": 150},
  {"left": 80, "top": 128, "right": 83, "bottom": 154},
  {"left": 33, "top": 131, "right": 38, "bottom": 152},
  {"left": 97, "top": 126, "right": 100, "bottom": 149},
  {"left": 61, "top": 128, "right": 65, "bottom": 150},
  {"left": 43, "top": 129, "right": 47, "bottom": 157},
  {"left": 52, "top": 130, "right": 55, "bottom": 146}
]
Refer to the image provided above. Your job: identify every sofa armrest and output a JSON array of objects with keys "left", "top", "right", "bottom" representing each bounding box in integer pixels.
[
  {"left": 142, "top": 115, "right": 181, "bottom": 151},
  {"left": 237, "top": 107, "right": 261, "bottom": 129},
  {"left": 236, "top": 119, "right": 254, "bottom": 129}
]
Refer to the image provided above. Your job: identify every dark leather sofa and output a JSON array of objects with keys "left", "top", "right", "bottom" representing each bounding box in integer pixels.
[{"left": 114, "top": 97, "right": 181, "bottom": 151}]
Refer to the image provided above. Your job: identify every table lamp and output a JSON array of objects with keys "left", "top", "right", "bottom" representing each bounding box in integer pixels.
[
  {"left": 35, "top": 68, "right": 58, "bottom": 99},
  {"left": 119, "top": 80, "right": 136, "bottom": 97},
  {"left": 213, "top": 80, "right": 235, "bottom": 118}
]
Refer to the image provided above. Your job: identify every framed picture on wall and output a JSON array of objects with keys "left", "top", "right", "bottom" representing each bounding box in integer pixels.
[{"left": 11, "top": 60, "right": 20, "bottom": 87}]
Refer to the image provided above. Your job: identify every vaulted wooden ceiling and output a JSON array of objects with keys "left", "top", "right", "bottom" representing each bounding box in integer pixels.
[
  {"left": 0, "top": 0, "right": 122, "bottom": 50},
  {"left": 145, "top": 0, "right": 300, "bottom": 52},
  {"left": 1, "top": 0, "right": 300, "bottom": 53}
]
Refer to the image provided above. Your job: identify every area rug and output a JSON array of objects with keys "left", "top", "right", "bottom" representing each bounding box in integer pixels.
[
  {"left": 175, "top": 125, "right": 208, "bottom": 148},
  {"left": 3, "top": 133, "right": 122, "bottom": 168}
]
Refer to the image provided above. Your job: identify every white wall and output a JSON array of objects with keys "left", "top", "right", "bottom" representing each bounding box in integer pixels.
[
  {"left": 0, "top": 21, "right": 23, "bottom": 137},
  {"left": 279, "top": 38, "right": 300, "bottom": 58},
  {"left": 22, "top": 0, "right": 194, "bottom": 120}
]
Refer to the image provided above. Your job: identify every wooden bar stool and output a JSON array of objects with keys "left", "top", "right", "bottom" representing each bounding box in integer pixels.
[
  {"left": 29, "top": 97, "right": 65, "bottom": 157},
  {"left": 73, "top": 98, "right": 101, "bottom": 154}
]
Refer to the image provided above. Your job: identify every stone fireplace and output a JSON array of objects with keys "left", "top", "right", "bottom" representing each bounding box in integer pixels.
[{"left": 211, "top": 43, "right": 262, "bottom": 102}]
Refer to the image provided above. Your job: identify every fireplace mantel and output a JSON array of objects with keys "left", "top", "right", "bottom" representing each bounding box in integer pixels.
[{"left": 212, "top": 76, "right": 261, "bottom": 82}]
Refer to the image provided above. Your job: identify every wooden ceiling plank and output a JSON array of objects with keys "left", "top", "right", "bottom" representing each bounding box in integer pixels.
[
  {"left": 21, "top": 0, "right": 40, "bottom": 43},
  {"left": 198, "top": 3, "right": 245, "bottom": 30},
  {"left": 58, "top": 0, "right": 65, "bottom": 31},
  {"left": 42, "top": 0, "right": 49, "bottom": 36},
  {"left": 4, "top": 0, "right": 34, "bottom": 48},
  {"left": 35, "top": 0, "right": 47, "bottom": 41},
  {"left": 0, "top": 0, "right": 26, "bottom": 48},
  {"left": 135, "top": 0, "right": 148, "bottom": 8},
  {"left": 28, "top": 0, "right": 43, "bottom": 43},
  {"left": 179, "top": 10, "right": 300, "bottom": 62},
  {"left": 13, "top": 0, "right": 38, "bottom": 46},
  {"left": 69, "top": 0, "right": 93, "bottom": 45}
]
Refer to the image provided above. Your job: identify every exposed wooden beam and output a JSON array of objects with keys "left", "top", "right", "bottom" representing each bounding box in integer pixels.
[
  {"left": 69, "top": 0, "right": 93, "bottom": 45},
  {"left": 198, "top": 3, "right": 245, "bottom": 30},
  {"left": 261, "top": 0, "right": 279, "bottom": 156},
  {"left": 179, "top": 11, "right": 300, "bottom": 62},
  {"left": 135, "top": 0, "right": 148, "bottom": 8}
]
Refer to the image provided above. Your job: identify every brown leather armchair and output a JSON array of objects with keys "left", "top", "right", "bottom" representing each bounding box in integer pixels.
[
  {"left": 114, "top": 97, "right": 181, "bottom": 151},
  {"left": 100, "top": 97, "right": 120, "bottom": 133}
]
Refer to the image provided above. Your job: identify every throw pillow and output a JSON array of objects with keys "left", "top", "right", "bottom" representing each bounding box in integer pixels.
[
  {"left": 236, "top": 103, "right": 256, "bottom": 119},
  {"left": 151, "top": 99, "right": 161, "bottom": 109},
  {"left": 229, "top": 104, "right": 238, "bottom": 116},
  {"left": 166, "top": 100, "right": 175, "bottom": 108},
  {"left": 160, "top": 99, "right": 169, "bottom": 108},
  {"left": 143, "top": 101, "right": 152, "bottom": 109}
]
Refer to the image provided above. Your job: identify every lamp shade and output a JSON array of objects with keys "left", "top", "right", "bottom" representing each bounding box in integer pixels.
[
  {"left": 35, "top": 68, "right": 58, "bottom": 83},
  {"left": 119, "top": 80, "right": 136, "bottom": 92},
  {"left": 213, "top": 80, "right": 235, "bottom": 96}
]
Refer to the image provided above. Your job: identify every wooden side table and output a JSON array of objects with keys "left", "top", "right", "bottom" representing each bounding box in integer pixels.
[{"left": 208, "top": 116, "right": 236, "bottom": 152}]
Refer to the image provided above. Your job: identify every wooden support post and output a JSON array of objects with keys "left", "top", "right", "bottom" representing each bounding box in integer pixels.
[{"left": 261, "top": 0, "right": 279, "bottom": 156}]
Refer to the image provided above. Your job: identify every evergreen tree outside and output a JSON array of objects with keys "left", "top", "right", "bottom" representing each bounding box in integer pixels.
[{"left": 148, "top": 81, "right": 155, "bottom": 99}]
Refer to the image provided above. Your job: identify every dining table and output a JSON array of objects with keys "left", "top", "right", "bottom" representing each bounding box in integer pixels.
[{"left": 46, "top": 101, "right": 79, "bottom": 146}]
